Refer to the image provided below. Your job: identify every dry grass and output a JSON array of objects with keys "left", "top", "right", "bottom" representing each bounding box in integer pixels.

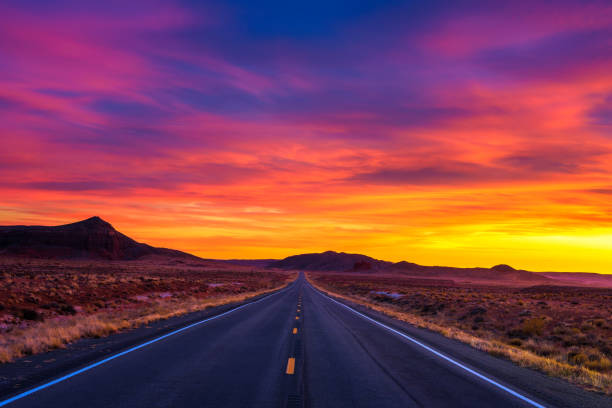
[
  {"left": 0, "top": 258, "right": 294, "bottom": 363},
  {"left": 0, "top": 285, "right": 290, "bottom": 363},
  {"left": 308, "top": 274, "right": 612, "bottom": 395}
]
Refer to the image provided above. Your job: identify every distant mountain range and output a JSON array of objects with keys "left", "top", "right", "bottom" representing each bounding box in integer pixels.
[
  {"left": 1, "top": 217, "right": 609, "bottom": 286},
  {"left": 0, "top": 217, "right": 199, "bottom": 260},
  {"left": 268, "top": 250, "right": 552, "bottom": 283}
]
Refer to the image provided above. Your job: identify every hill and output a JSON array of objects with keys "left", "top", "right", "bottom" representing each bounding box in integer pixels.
[
  {"left": 269, "top": 251, "right": 393, "bottom": 272},
  {"left": 0, "top": 216, "right": 200, "bottom": 260},
  {"left": 269, "top": 251, "right": 551, "bottom": 283},
  {"left": 392, "top": 261, "right": 550, "bottom": 283}
]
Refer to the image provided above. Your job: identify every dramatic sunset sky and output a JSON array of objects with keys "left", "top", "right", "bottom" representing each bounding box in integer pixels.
[{"left": 1, "top": 1, "right": 611, "bottom": 272}]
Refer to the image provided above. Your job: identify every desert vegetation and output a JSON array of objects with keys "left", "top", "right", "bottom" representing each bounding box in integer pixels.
[
  {"left": 309, "top": 273, "right": 612, "bottom": 394},
  {"left": 0, "top": 258, "right": 293, "bottom": 363}
]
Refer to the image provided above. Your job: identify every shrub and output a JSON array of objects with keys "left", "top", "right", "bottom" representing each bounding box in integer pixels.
[
  {"left": 522, "top": 318, "right": 546, "bottom": 336},
  {"left": 420, "top": 304, "right": 438, "bottom": 314},
  {"left": 20, "top": 308, "right": 43, "bottom": 321},
  {"left": 585, "top": 357, "right": 612, "bottom": 372},
  {"left": 593, "top": 319, "right": 606, "bottom": 328},
  {"left": 533, "top": 343, "right": 559, "bottom": 357},
  {"left": 568, "top": 351, "right": 588, "bottom": 365},
  {"left": 507, "top": 329, "right": 527, "bottom": 339},
  {"left": 508, "top": 338, "right": 523, "bottom": 346},
  {"left": 469, "top": 307, "right": 487, "bottom": 316},
  {"left": 372, "top": 294, "right": 394, "bottom": 303},
  {"left": 60, "top": 304, "right": 77, "bottom": 315}
]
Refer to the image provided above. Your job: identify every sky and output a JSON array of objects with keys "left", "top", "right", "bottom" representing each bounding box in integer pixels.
[{"left": 1, "top": 1, "right": 611, "bottom": 272}]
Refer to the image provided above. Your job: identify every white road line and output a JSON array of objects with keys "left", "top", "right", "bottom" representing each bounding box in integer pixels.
[
  {"left": 0, "top": 283, "right": 295, "bottom": 407},
  {"left": 312, "top": 283, "right": 547, "bottom": 408}
]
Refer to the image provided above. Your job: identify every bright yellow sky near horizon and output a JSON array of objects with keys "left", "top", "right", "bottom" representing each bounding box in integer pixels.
[{"left": 2, "top": 178, "right": 611, "bottom": 274}]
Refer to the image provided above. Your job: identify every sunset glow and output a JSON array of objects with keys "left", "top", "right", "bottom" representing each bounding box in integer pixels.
[{"left": 1, "top": 1, "right": 611, "bottom": 272}]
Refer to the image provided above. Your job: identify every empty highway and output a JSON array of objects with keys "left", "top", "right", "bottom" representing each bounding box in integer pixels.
[{"left": 0, "top": 274, "right": 609, "bottom": 408}]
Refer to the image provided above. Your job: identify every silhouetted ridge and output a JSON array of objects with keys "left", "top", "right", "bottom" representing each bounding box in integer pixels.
[
  {"left": 269, "top": 251, "right": 551, "bottom": 283},
  {"left": 269, "top": 251, "right": 392, "bottom": 272},
  {"left": 0, "top": 217, "right": 199, "bottom": 260},
  {"left": 491, "top": 264, "right": 516, "bottom": 272},
  {"left": 73, "top": 216, "right": 111, "bottom": 228}
]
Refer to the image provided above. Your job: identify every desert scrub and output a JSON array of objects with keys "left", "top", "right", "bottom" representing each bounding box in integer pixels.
[
  {"left": 521, "top": 317, "right": 546, "bottom": 336},
  {"left": 0, "top": 258, "right": 295, "bottom": 363},
  {"left": 0, "top": 280, "right": 292, "bottom": 363}
]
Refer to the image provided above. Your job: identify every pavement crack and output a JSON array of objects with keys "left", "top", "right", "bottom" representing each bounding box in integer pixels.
[{"left": 322, "top": 299, "right": 426, "bottom": 408}]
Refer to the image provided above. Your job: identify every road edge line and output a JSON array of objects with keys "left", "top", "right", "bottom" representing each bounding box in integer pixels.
[
  {"left": 311, "top": 283, "right": 547, "bottom": 408},
  {"left": 0, "top": 281, "right": 295, "bottom": 407}
]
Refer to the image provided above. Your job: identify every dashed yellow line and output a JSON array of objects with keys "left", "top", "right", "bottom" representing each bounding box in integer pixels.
[
  {"left": 286, "top": 358, "right": 295, "bottom": 374},
  {"left": 295, "top": 316, "right": 299, "bottom": 320}
]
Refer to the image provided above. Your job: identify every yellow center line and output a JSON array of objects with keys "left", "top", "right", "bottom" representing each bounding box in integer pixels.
[
  {"left": 295, "top": 316, "right": 299, "bottom": 320},
  {"left": 286, "top": 357, "right": 295, "bottom": 375},
  {"left": 293, "top": 327, "right": 298, "bottom": 334}
]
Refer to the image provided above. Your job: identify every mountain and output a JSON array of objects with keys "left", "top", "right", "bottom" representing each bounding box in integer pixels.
[
  {"left": 269, "top": 251, "right": 393, "bottom": 272},
  {"left": 0, "top": 216, "right": 200, "bottom": 260},
  {"left": 269, "top": 251, "right": 552, "bottom": 283}
]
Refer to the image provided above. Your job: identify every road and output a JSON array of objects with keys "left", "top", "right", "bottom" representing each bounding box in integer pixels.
[{"left": 1, "top": 273, "right": 609, "bottom": 408}]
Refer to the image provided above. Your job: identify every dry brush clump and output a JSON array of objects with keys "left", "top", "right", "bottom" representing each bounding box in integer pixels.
[
  {"left": 308, "top": 273, "right": 612, "bottom": 395},
  {"left": 0, "top": 258, "right": 294, "bottom": 363}
]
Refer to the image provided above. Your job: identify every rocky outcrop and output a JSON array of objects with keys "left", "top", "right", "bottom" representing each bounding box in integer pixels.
[{"left": 0, "top": 216, "right": 199, "bottom": 260}]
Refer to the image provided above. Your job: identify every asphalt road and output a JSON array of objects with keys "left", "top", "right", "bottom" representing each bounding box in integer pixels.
[{"left": 1, "top": 273, "right": 610, "bottom": 408}]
